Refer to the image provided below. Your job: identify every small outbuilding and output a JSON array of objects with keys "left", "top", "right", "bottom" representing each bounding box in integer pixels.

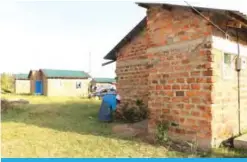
[
  {"left": 28, "top": 69, "right": 91, "bottom": 97},
  {"left": 103, "top": 2, "right": 247, "bottom": 150},
  {"left": 14, "top": 74, "right": 30, "bottom": 94},
  {"left": 92, "top": 78, "right": 116, "bottom": 90}
]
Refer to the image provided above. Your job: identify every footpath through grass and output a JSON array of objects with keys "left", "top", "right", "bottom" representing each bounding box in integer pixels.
[{"left": 1, "top": 94, "right": 247, "bottom": 157}]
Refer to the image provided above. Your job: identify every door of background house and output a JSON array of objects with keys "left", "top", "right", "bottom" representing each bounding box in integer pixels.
[{"left": 35, "top": 80, "right": 43, "bottom": 95}]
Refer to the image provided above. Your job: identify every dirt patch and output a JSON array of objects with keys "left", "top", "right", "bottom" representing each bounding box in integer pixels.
[
  {"left": 111, "top": 119, "right": 206, "bottom": 155},
  {"left": 112, "top": 120, "right": 148, "bottom": 138}
]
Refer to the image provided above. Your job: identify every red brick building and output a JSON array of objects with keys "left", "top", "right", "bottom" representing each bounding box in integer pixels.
[{"left": 103, "top": 2, "right": 247, "bottom": 149}]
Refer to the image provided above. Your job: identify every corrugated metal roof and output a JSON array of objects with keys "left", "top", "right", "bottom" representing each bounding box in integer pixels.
[
  {"left": 137, "top": 2, "right": 247, "bottom": 24},
  {"left": 103, "top": 2, "right": 247, "bottom": 61},
  {"left": 93, "top": 78, "right": 116, "bottom": 83},
  {"left": 41, "top": 69, "right": 90, "bottom": 79},
  {"left": 15, "top": 74, "right": 29, "bottom": 80}
]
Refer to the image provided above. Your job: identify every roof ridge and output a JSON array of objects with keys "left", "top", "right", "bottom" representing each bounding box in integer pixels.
[{"left": 41, "top": 68, "right": 86, "bottom": 72}]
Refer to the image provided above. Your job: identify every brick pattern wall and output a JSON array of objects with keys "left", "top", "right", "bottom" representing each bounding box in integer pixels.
[
  {"left": 146, "top": 6, "right": 214, "bottom": 148},
  {"left": 115, "top": 4, "right": 247, "bottom": 149},
  {"left": 116, "top": 29, "right": 149, "bottom": 107}
]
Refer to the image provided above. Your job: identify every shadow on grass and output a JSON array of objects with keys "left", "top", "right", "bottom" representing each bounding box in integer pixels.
[{"left": 2, "top": 100, "right": 247, "bottom": 157}]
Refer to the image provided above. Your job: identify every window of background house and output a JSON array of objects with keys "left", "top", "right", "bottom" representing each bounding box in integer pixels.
[
  {"left": 76, "top": 82, "right": 81, "bottom": 89},
  {"left": 222, "top": 53, "right": 234, "bottom": 79}
]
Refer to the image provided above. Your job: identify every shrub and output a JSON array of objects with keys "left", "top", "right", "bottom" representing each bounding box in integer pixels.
[
  {"left": 115, "top": 99, "right": 149, "bottom": 123},
  {"left": 1, "top": 99, "right": 12, "bottom": 112},
  {"left": 156, "top": 121, "right": 170, "bottom": 144}
]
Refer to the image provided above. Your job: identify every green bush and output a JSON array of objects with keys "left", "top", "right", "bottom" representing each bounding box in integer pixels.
[
  {"left": 156, "top": 121, "right": 170, "bottom": 144},
  {"left": 115, "top": 99, "right": 149, "bottom": 123},
  {"left": 1, "top": 99, "right": 12, "bottom": 112}
]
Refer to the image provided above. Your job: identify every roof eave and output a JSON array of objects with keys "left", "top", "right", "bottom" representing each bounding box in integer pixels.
[
  {"left": 137, "top": 2, "right": 247, "bottom": 22},
  {"left": 136, "top": 2, "right": 155, "bottom": 8}
]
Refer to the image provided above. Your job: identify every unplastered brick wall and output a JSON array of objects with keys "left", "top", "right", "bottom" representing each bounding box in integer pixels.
[
  {"left": 116, "top": 29, "right": 149, "bottom": 107},
  {"left": 211, "top": 14, "right": 247, "bottom": 146},
  {"left": 115, "top": 4, "right": 247, "bottom": 149},
  {"left": 146, "top": 5, "right": 215, "bottom": 149}
]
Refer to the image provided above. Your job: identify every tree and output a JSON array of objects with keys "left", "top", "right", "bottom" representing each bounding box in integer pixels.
[{"left": 1, "top": 73, "right": 14, "bottom": 93}]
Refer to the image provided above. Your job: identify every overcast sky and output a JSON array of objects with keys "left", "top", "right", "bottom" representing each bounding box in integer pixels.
[{"left": 0, "top": 0, "right": 247, "bottom": 78}]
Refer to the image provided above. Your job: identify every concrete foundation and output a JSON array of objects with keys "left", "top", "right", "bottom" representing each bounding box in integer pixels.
[{"left": 234, "top": 134, "right": 247, "bottom": 150}]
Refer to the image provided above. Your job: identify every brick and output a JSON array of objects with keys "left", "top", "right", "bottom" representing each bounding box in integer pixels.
[
  {"left": 172, "top": 97, "right": 183, "bottom": 102},
  {"left": 162, "top": 74, "right": 169, "bottom": 78},
  {"left": 192, "top": 97, "right": 201, "bottom": 103},
  {"left": 177, "top": 78, "right": 185, "bottom": 83},
  {"left": 187, "top": 78, "right": 196, "bottom": 83},
  {"left": 176, "top": 104, "right": 184, "bottom": 108},
  {"left": 152, "top": 80, "right": 158, "bottom": 84},
  {"left": 186, "top": 119, "right": 196, "bottom": 125},
  {"left": 191, "top": 111, "right": 200, "bottom": 116},
  {"left": 172, "top": 109, "right": 180, "bottom": 115},
  {"left": 160, "top": 80, "right": 167, "bottom": 84},
  {"left": 174, "top": 66, "right": 184, "bottom": 71},
  {"left": 183, "top": 97, "right": 190, "bottom": 103},
  {"left": 191, "top": 71, "right": 201, "bottom": 76},
  {"left": 203, "top": 84, "right": 213, "bottom": 90},
  {"left": 165, "top": 91, "right": 174, "bottom": 97},
  {"left": 180, "top": 72, "right": 189, "bottom": 77},
  {"left": 175, "top": 128, "right": 186, "bottom": 134},
  {"left": 182, "top": 59, "right": 190, "bottom": 64},
  {"left": 184, "top": 104, "right": 195, "bottom": 110},
  {"left": 176, "top": 91, "right": 184, "bottom": 96},
  {"left": 163, "top": 97, "right": 171, "bottom": 102},
  {"left": 197, "top": 91, "right": 210, "bottom": 97},
  {"left": 168, "top": 79, "right": 176, "bottom": 83},
  {"left": 206, "top": 77, "right": 214, "bottom": 83},
  {"left": 186, "top": 91, "right": 196, "bottom": 97},
  {"left": 156, "top": 85, "right": 162, "bottom": 90},
  {"left": 201, "top": 112, "right": 212, "bottom": 119},
  {"left": 181, "top": 110, "right": 190, "bottom": 116},
  {"left": 163, "top": 85, "right": 171, "bottom": 90},
  {"left": 172, "top": 84, "right": 180, "bottom": 90},
  {"left": 198, "top": 120, "right": 210, "bottom": 127},
  {"left": 163, "top": 108, "right": 170, "bottom": 113},
  {"left": 203, "top": 70, "right": 213, "bottom": 76},
  {"left": 197, "top": 78, "right": 206, "bottom": 83},
  {"left": 191, "top": 84, "right": 201, "bottom": 90},
  {"left": 182, "top": 85, "right": 191, "bottom": 91}
]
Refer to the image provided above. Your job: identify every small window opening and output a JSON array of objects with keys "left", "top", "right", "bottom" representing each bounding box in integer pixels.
[{"left": 76, "top": 82, "right": 82, "bottom": 89}]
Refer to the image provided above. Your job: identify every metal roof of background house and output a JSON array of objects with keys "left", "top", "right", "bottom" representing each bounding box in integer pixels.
[
  {"left": 93, "top": 78, "right": 116, "bottom": 83},
  {"left": 103, "top": 2, "right": 247, "bottom": 61},
  {"left": 40, "top": 69, "right": 91, "bottom": 79},
  {"left": 15, "top": 74, "right": 29, "bottom": 80}
]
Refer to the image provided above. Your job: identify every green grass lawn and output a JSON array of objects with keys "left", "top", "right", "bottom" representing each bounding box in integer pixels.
[{"left": 1, "top": 94, "right": 247, "bottom": 157}]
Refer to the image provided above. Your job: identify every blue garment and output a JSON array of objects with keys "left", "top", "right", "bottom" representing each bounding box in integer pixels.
[
  {"left": 98, "top": 94, "right": 117, "bottom": 122},
  {"left": 102, "top": 94, "right": 117, "bottom": 111}
]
